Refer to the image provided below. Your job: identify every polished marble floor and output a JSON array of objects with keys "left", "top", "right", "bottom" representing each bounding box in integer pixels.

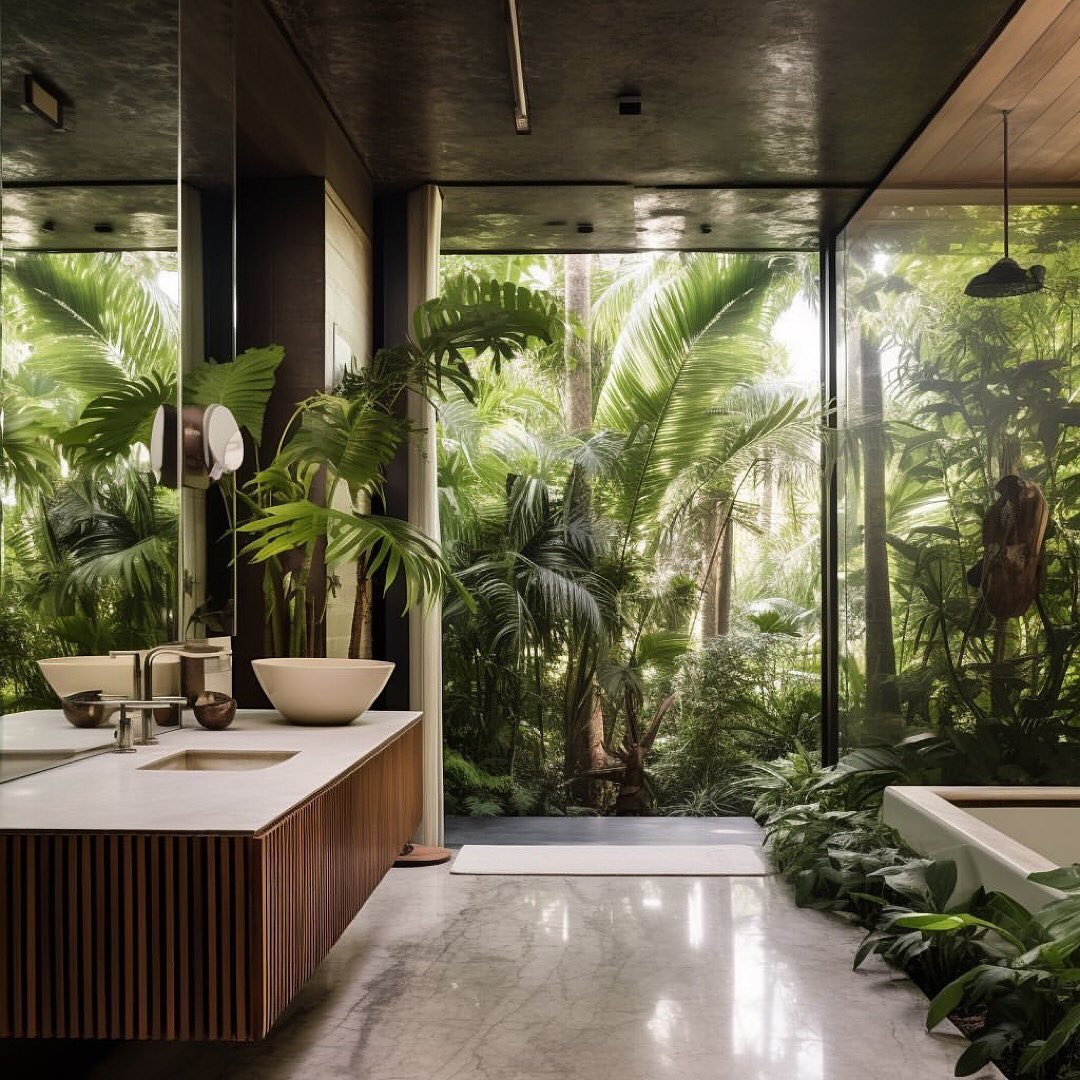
[{"left": 6, "top": 817, "right": 997, "bottom": 1079}]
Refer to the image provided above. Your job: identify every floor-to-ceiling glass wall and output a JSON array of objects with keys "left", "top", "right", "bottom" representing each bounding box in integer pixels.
[
  {"left": 438, "top": 252, "right": 822, "bottom": 817},
  {"left": 837, "top": 192, "right": 1080, "bottom": 782}
]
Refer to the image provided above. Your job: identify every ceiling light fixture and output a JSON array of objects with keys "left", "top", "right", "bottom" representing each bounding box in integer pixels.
[
  {"left": 964, "top": 109, "right": 1044, "bottom": 299},
  {"left": 504, "top": 0, "right": 530, "bottom": 134},
  {"left": 23, "top": 74, "right": 63, "bottom": 128}
]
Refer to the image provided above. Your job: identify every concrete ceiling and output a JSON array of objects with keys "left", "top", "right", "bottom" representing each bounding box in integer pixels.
[
  {"left": 268, "top": 0, "right": 1021, "bottom": 251},
  {"left": 1, "top": 0, "right": 232, "bottom": 250}
]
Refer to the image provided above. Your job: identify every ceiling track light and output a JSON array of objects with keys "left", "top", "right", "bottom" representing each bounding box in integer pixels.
[
  {"left": 504, "top": 0, "right": 530, "bottom": 134},
  {"left": 964, "top": 109, "right": 1045, "bottom": 299}
]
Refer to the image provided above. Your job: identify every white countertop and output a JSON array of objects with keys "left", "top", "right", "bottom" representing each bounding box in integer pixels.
[
  {"left": 1, "top": 708, "right": 118, "bottom": 753},
  {"left": 0, "top": 709, "right": 421, "bottom": 835}
]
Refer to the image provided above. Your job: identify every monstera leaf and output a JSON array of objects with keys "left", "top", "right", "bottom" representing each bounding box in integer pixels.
[{"left": 184, "top": 345, "right": 284, "bottom": 446}]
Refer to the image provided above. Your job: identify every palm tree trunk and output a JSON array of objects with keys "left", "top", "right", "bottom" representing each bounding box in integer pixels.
[
  {"left": 564, "top": 637, "right": 606, "bottom": 807},
  {"left": 702, "top": 495, "right": 734, "bottom": 638},
  {"left": 717, "top": 513, "right": 734, "bottom": 635},
  {"left": 347, "top": 554, "right": 369, "bottom": 658},
  {"left": 760, "top": 448, "right": 775, "bottom": 534},
  {"left": 563, "top": 253, "right": 601, "bottom": 802},
  {"left": 563, "top": 253, "right": 592, "bottom": 434},
  {"left": 858, "top": 330, "right": 900, "bottom": 719}
]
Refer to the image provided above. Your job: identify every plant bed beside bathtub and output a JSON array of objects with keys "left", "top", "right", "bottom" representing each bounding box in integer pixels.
[{"left": 738, "top": 751, "right": 1080, "bottom": 1078}]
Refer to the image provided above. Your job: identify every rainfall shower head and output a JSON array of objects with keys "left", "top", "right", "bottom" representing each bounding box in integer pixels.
[
  {"left": 965, "top": 256, "right": 1045, "bottom": 298},
  {"left": 964, "top": 110, "right": 1045, "bottom": 299}
]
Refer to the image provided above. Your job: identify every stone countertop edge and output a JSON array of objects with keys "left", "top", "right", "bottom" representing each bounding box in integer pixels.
[{"left": 0, "top": 709, "right": 422, "bottom": 836}]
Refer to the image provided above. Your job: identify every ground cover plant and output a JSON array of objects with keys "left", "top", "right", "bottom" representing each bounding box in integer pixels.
[{"left": 739, "top": 742, "right": 1080, "bottom": 1078}]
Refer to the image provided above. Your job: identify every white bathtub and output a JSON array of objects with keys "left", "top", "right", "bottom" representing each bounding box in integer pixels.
[{"left": 882, "top": 786, "right": 1080, "bottom": 911}]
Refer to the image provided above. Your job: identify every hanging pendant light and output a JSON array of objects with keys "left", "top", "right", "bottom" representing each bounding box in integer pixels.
[{"left": 965, "top": 110, "right": 1045, "bottom": 298}]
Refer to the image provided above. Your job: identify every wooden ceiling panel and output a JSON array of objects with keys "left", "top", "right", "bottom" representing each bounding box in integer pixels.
[{"left": 889, "top": 0, "right": 1080, "bottom": 187}]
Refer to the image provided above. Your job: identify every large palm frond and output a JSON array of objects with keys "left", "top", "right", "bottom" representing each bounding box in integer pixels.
[
  {"left": 59, "top": 372, "right": 174, "bottom": 465},
  {"left": 595, "top": 253, "right": 775, "bottom": 548},
  {"left": 6, "top": 252, "right": 178, "bottom": 387},
  {"left": 237, "top": 500, "right": 467, "bottom": 612},
  {"left": 0, "top": 390, "right": 59, "bottom": 498},
  {"left": 281, "top": 393, "right": 408, "bottom": 502}
]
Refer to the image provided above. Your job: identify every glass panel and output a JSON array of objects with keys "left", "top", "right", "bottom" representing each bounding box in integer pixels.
[
  {"left": 437, "top": 252, "right": 822, "bottom": 817},
  {"left": 0, "top": 0, "right": 181, "bottom": 780},
  {"left": 837, "top": 192, "right": 1080, "bottom": 782}
]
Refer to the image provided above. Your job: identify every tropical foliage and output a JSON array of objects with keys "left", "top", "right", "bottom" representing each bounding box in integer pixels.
[
  {"left": 841, "top": 215, "right": 1080, "bottom": 783},
  {"left": 236, "top": 273, "right": 562, "bottom": 658},
  {"left": 439, "top": 252, "right": 824, "bottom": 814},
  {"left": 740, "top": 744, "right": 1080, "bottom": 1078}
]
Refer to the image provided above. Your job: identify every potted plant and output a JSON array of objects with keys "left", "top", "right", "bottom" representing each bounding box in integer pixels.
[{"left": 237, "top": 273, "right": 562, "bottom": 657}]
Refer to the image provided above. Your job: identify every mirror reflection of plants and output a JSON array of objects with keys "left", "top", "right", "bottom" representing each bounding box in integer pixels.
[
  {"left": 0, "top": 252, "right": 182, "bottom": 709},
  {"left": 0, "top": 251, "right": 283, "bottom": 710}
]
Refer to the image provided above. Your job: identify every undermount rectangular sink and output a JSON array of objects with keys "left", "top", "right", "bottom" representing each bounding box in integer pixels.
[{"left": 139, "top": 749, "right": 297, "bottom": 772}]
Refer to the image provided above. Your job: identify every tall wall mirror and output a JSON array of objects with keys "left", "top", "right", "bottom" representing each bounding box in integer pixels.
[{"left": 0, "top": 0, "right": 237, "bottom": 783}]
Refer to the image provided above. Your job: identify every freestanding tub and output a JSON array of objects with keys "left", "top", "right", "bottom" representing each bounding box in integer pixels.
[{"left": 883, "top": 786, "right": 1080, "bottom": 912}]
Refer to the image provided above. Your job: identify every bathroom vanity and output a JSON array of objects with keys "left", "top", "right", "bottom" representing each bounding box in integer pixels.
[{"left": 0, "top": 709, "right": 422, "bottom": 1040}]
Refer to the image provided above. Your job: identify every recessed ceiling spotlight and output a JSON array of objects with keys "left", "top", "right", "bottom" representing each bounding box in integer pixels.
[
  {"left": 504, "top": 0, "right": 530, "bottom": 134},
  {"left": 576, "top": 223, "right": 594, "bottom": 234},
  {"left": 700, "top": 223, "right": 713, "bottom": 235},
  {"left": 617, "top": 93, "right": 642, "bottom": 116},
  {"left": 93, "top": 222, "right": 115, "bottom": 234},
  {"left": 41, "top": 220, "right": 57, "bottom": 233},
  {"left": 23, "top": 74, "right": 64, "bottom": 128}
]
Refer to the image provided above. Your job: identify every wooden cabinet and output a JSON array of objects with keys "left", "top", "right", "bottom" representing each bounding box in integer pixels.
[{"left": 0, "top": 722, "right": 421, "bottom": 1041}]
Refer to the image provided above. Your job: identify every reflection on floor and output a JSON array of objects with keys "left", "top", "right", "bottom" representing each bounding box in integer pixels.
[{"left": 5, "top": 818, "right": 996, "bottom": 1079}]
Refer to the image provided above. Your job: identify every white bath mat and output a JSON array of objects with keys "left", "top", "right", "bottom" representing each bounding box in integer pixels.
[{"left": 450, "top": 843, "right": 772, "bottom": 876}]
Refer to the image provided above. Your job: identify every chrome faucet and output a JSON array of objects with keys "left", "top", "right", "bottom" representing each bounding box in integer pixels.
[
  {"left": 107, "top": 643, "right": 228, "bottom": 749},
  {"left": 144, "top": 643, "right": 226, "bottom": 725},
  {"left": 115, "top": 697, "right": 187, "bottom": 750},
  {"left": 108, "top": 649, "right": 144, "bottom": 699}
]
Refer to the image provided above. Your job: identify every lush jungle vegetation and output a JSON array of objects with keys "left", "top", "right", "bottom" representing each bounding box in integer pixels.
[
  {"left": 840, "top": 212, "right": 1080, "bottom": 785},
  {"left": 0, "top": 252, "right": 183, "bottom": 711},
  {"left": 740, "top": 744, "right": 1080, "bottom": 1079},
  {"left": 438, "top": 252, "right": 823, "bottom": 816}
]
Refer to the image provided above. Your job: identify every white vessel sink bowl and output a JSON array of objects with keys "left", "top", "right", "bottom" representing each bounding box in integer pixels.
[
  {"left": 252, "top": 658, "right": 395, "bottom": 725},
  {"left": 38, "top": 654, "right": 180, "bottom": 700},
  {"left": 140, "top": 749, "right": 297, "bottom": 772}
]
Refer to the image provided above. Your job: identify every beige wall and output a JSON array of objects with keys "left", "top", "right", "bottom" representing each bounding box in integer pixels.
[{"left": 325, "top": 184, "right": 375, "bottom": 659}]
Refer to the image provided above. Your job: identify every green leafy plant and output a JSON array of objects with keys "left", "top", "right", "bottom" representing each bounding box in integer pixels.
[
  {"left": 237, "top": 273, "right": 562, "bottom": 657},
  {"left": 739, "top": 743, "right": 1080, "bottom": 1079}
]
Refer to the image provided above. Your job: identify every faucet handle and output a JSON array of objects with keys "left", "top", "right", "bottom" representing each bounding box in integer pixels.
[{"left": 115, "top": 703, "right": 137, "bottom": 752}]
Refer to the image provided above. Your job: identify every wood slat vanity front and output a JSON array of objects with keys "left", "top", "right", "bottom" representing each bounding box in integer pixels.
[{"left": 0, "top": 711, "right": 422, "bottom": 1040}]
